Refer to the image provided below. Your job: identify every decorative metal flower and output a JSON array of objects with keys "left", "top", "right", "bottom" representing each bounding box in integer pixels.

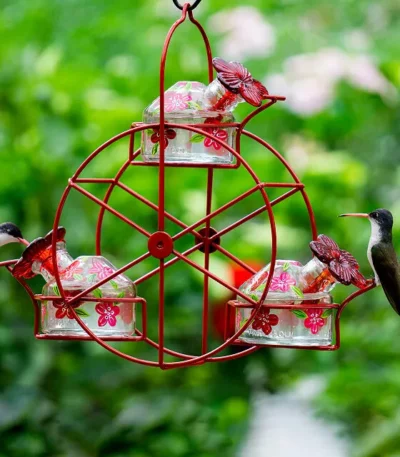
[
  {"left": 309, "top": 234, "right": 367, "bottom": 288},
  {"left": 212, "top": 57, "right": 269, "bottom": 107},
  {"left": 12, "top": 227, "right": 66, "bottom": 279}
]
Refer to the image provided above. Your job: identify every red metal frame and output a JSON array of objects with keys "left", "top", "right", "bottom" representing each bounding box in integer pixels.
[{"left": 1, "top": 3, "right": 375, "bottom": 369}]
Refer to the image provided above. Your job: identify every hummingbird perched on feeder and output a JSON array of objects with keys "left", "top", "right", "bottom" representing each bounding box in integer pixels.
[
  {"left": 340, "top": 209, "right": 400, "bottom": 315},
  {"left": 0, "top": 223, "right": 28, "bottom": 247}
]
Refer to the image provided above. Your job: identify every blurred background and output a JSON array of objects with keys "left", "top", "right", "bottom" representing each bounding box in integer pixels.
[{"left": 1, "top": 0, "right": 400, "bottom": 455}]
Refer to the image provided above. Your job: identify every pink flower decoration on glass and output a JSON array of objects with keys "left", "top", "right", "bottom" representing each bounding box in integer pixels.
[
  {"left": 164, "top": 92, "right": 192, "bottom": 112},
  {"left": 63, "top": 261, "right": 84, "bottom": 280},
  {"left": 95, "top": 303, "right": 120, "bottom": 327},
  {"left": 252, "top": 308, "right": 279, "bottom": 335},
  {"left": 304, "top": 309, "right": 326, "bottom": 335},
  {"left": 89, "top": 259, "right": 114, "bottom": 281},
  {"left": 269, "top": 272, "right": 297, "bottom": 293},
  {"left": 204, "top": 128, "right": 228, "bottom": 151}
]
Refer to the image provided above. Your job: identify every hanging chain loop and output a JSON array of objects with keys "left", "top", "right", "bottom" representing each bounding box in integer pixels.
[{"left": 172, "top": 0, "right": 202, "bottom": 11}]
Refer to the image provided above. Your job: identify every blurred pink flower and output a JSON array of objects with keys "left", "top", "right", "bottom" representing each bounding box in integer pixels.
[{"left": 208, "top": 7, "right": 275, "bottom": 60}]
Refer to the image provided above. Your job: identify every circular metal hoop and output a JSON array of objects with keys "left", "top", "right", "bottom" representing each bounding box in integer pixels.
[
  {"left": 46, "top": 120, "right": 322, "bottom": 368},
  {"left": 172, "top": 0, "right": 202, "bottom": 11}
]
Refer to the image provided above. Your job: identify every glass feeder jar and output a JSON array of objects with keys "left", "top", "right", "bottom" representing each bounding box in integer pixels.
[
  {"left": 41, "top": 252, "right": 136, "bottom": 337},
  {"left": 13, "top": 230, "right": 136, "bottom": 337},
  {"left": 235, "top": 292, "right": 334, "bottom": 347},
  {"left": 141, "top": 81, "right": 236, "bottom": 164}
]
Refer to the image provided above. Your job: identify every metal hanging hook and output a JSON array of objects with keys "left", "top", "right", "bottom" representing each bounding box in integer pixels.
[{"left": 172, "top": 0, "right": 202, "bottom": 11}]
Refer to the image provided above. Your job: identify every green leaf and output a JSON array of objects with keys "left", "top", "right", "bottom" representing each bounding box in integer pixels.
[
  {"left": 321, "top": 308, "right": 333, "bottom": 318},
  {"left": 73, "top": 274, "right": 83, "bottom": 281},
  {"left": 92, "top": 288, "right": 102, "bottom": 298},
  {"left": 184, "top": 82, "right": 192, "bottom": 90},
  {"left": 240, "top": 318, "right": 248, "bottom": 328},
  {"left": 151, "top": 142, "right": 159, "bottom": 155},
  {"left": 75, "top": 308, "right": 90, "bottom": 318},
  {"left": 291, "top": 309, "right": 308, "bottom": 319},
  {"left": 146, "top": 129, "right": 153, "bottom": 134},
  {"left": 52, "top": 285, "right": 60, "bottom": 296},
  {"left": 190, "top": 133, "right": 205, "bottom": 143},
  {"left": 291, "top": 286, "right": 304, "bottom": 299},
  {"left": 249, "top": 294, "right": 259, "bottom": 302},
  {"left": 88, "top": 274, "right": 97, "bottom": 282},
  {"left": 110, "top": 280, "right": 119, "bottom": 290},
  {"left": 187, "top": 100, "right": 201, "bottom": 110},
  {"left": 282, "top": 262, "right": 290, "bottom": 271},
  {"left": 117, "top": 291, "right": 125, "bottom": 298}
]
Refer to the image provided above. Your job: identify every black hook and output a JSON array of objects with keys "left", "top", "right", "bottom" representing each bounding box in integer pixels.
[{"left": 172, "top": 0, "right": 202, "bottom": 11}]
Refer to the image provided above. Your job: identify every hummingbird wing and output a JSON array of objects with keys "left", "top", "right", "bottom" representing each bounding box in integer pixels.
[{"left": 371, "top": 242, "right": 400, "bottom": 315}]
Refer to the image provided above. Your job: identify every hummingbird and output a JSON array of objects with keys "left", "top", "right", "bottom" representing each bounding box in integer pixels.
[
  {"left": 0, "top": 223, "right": 27, "bottom": 247},
  {"left": 340, "top": 209, "right": 400, "bottom": 315}
]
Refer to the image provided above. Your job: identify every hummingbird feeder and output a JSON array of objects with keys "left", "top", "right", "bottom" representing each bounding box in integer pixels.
[{"left": 0, "top": 0, "right": 376, "bottom": 369}]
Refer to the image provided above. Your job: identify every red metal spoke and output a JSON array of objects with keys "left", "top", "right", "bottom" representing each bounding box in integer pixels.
[
  {"left": 95, "top": 158, "right": 133, "bottom": 255},
  {"left": 116, "top": 181, "right": 203, "bottom": 242},
  {"left": 171, "top": 184, "right": 261, "bottom": 242},
  {"left": 209, "top": 188, "right": 301, "bottom": 242},
  {"left": 202, "top": 169, "right": 213, "bottom": 354},
  {"left": 74, "top": 178, "right": 116, "bottom": 184},
  {"left": 169, "top": 182, "right": 301, "bottom": 246},
  {"left": 70, "top": 182, "right": 151, "bottom": 239},
  {"left": 134, "top": 242, "right": 203, "bottom": 285},
  {"left": 116, "top": 179, "right": 263, "bottom": 277},
  {"left": 159, "top": 259, "right": 165, "bottom": 366},
  {"left": 0, "top": 259, "right": 18, "bottom": 268},
  {"left": 171, "top": 249, "right": 257, "bottom": 306},
  {"left": 213, "top": 245, "right": 257, "bottom": 275}
]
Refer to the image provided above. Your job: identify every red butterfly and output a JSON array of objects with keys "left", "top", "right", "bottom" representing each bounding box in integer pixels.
[{"left": 212, "top": 57, "right": 269, "bottom": 107}]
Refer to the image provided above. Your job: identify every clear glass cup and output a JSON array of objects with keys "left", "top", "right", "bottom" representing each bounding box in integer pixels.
[
  {"left": 236, "top": 292, "right": 334, "bottom": 347},
  {"left": 141, "top": 81, "right": 236, "bottom": 164},
  {"left": 40, "top": 254, "right": 136, "bottom": 337}
]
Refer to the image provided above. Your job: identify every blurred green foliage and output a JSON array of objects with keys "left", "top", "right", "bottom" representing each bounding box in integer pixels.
[{"left": 0, "top": 0, "right": 400, "bottom": 456}]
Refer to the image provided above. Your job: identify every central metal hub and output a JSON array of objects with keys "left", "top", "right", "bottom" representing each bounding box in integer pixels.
[
  {"left": 197, "top": 227, "right": 221, "bottom": 253},
  {"left": 148, "top": 231, "right": 174, "bottom": 259}
]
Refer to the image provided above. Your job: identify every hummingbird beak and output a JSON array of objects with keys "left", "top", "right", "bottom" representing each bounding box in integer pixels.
[
  {"left": 18, "top": 238, "right": 30, "bottom": 246},
  {"left": 339, "top": 213, "right": 369, "bottom": 218}
]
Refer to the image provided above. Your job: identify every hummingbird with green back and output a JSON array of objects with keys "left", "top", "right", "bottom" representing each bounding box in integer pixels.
[{"left": 340, "top": 209, "right": 400, "bottom": 315}]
